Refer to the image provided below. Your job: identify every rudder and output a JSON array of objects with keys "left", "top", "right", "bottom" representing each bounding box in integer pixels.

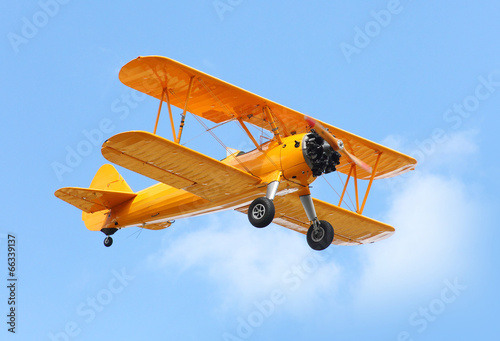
[{"left": 89, "top": 164, "right": 133, "bottom": 193}]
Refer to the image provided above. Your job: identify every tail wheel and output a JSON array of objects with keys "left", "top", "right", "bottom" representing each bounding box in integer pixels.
[
  {"left": 307, "top": 220, "right": 334, "bottom": 250},
  {"left": 104, "top": 236, "right": 113, "bottom": 247},
  {"left": 248, "top": 197, "right": 275, "bottom": 228}
]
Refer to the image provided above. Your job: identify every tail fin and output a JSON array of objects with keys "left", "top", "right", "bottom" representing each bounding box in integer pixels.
[
  {"left": 55, "top": 164, "right": 136, "bottom": 231},
  {"left": 88, "top": 164, "right": 134, "bottom": 193}
]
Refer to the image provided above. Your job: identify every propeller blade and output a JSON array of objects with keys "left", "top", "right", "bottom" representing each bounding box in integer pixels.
[
  {"left": 305, "top": 116, "right": 372, "bottom": 173},
  {"left": 343, "top": 149, "right": 372, "bottom": 173}
]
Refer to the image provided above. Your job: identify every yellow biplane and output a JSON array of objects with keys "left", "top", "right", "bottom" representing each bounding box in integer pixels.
[{"left": 55, "top": 56, "right": 416, "bottom": 250}]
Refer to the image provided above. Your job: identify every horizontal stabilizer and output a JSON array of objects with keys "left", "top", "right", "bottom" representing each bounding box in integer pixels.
[{"left": 55, "top": 187, "right": 136, "bottom": 213}]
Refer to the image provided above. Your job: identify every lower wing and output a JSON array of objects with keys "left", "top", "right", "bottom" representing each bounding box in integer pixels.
[{"left": 236, "top": 193, "right": 394, "bottom": 246}]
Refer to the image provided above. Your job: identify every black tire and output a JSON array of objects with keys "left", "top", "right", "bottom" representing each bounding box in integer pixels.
[
  {"left": 307, "top": 220, "right": 334, "bottom": 250},
  {"left": 104, "top": 236, "right": 113, "bottom": 247},
  {"left": 248, "top": 197, "right": 275, "bottom": 228}
]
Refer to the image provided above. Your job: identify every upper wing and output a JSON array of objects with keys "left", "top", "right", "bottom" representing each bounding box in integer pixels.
[
  {"left": 101, "top": 131, "right": 262, "bottom": 201},
  {"left": 236, "top": 194, "right": 394, "bottom": 246},
  {"left": 119, "top": 56, "right": 416, "bottom": 180}
]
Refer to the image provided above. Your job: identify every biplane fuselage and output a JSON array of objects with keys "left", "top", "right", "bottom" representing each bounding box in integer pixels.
[{"left": 55, "top": 55, "right": 417, "bottom": 250}]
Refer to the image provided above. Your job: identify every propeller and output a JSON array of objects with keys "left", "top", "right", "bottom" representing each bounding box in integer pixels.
[{"left": 305, "top": 116, "right": 372, "bottom": 173}]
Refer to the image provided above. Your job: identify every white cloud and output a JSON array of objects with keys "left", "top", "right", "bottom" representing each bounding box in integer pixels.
[
  {"left": 438, "top": 129, "right": 479, "bottom": 156},
  {"left": 390, "top": 129, "right": 479, "bottom": 173},
  {"left": 356, "top": 174, "right": 472, "bottom": 299},
  {"left": 147, "top": 213, "right": 342, "bottom": 312},
  {"left": 353, "top": 131, "right": 482, "bottom": 311},
  {"left": 380, "top": 134, "right": 407, "bottom": 151}
]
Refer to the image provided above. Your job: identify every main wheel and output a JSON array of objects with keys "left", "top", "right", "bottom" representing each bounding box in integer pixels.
[
  {"left": 104, "top": 236, "right": 113, "bottom": 247},
  {"left": 248, "top": 197, "right": 275, "bottom": 228},
  {"left": 307, "top": 220, "right": 334, "bottom": 250}
]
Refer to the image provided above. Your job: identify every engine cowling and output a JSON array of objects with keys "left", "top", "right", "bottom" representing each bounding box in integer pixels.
[
  {"left": 302, "top": 132, "right": 341, "bottom": 177},
  {"left": 226, "top": 132, "right": 341, "bottom": 186},
  {"left": 280, "top": 132, "right": 342, "bottom": 185}
]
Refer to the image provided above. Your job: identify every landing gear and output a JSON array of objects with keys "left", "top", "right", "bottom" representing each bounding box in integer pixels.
[
  {"left": 248, "top": 180, "right": 280, "bottom": 228},
  {"left": 104, "top": 236, "right": 113, "bottom": 247},
  {"left": 248, "top": 197, "right": 275, "bottom": 228},
  {"left": 307, "top": 220, "right": 334, "bottom": 251},
  {"left": 101, "top": 228, "right": 117, "bottom": 248},
  {"left": 300, "top": 193, "right": 334, "bottom": 250}
]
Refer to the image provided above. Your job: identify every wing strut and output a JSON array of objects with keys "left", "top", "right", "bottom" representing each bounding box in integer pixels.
[
  {"left": 237, "top": 117, "right": 262, "bottom": 151},
  {"left": 165, "top": 89, "right": 177, "bottom": 142},
  {"left": 153, "top": 87, "right": 179, "bottom": 143},
  {"left": 176, "top": 76, "right": 195, "bottom": 143},
  {"left": 264, "top": 106, "right": 283, "bottom": 145},
  {"left": 153, "top": 77, "right": 197, "bottom": 144},
  {"left": 359, "top": 152, "right": 382, "bottom": 214},
  {"left": 338, "top": 164, "right": 354, "bottom": 207},
  {"left": 153, "top": 88, "right": 165, "bottom": 135},
  {"left": 154, "top": 87, "right": 183, "bottom": 143},
  {"left": 353, "top": 165, "right": 360, "bottom": 212},
  {"left": 337, "top": 152, "right": 383, "bottom": 214}
]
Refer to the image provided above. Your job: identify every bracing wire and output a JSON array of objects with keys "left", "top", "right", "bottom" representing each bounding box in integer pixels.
[
  {"left": 336, "top": 170, "right": 356, "bottom": 211},
  {"left": 322, "top": 175, "right": 354, "bottom": 212}
]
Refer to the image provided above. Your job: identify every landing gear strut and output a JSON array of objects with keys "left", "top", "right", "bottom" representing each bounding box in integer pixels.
[{"left": 300, "top": 194, "right": 334, "bottom": 251}]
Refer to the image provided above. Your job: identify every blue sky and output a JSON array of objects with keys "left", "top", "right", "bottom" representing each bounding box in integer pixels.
[{"left": 1, "top": 0, "right": 499, "bottom": 340}]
